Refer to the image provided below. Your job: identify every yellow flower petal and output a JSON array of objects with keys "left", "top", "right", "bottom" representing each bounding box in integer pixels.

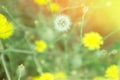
[
  {"left": 35, "top": 40, "right": 47, "bottom": 53},
  {"left": 32, "top": 76, "right": 41, "bottom": 80},
  {"left": 0, "top": 13, "right": 7, "bottom": 26},
  {"left": 82, "top": 32, "right": 104, "bottom": 50},
  {"left": 105, "top": 65, "right": 119, "bottom": 80},
  {"left": 49, "top": 3, "right": 61, "bottom": 12},
  {"left": 54, "top": 72, "right": 67, "bottom": 80},
  {"left": 40, "top": 72, "right": 54, "bottom": 80},
  {"left": 0, "top": 22, "right": 14, "bottom": 39},
  {"left": 34, "top": 0, "right": 50, "bottom": 5}
]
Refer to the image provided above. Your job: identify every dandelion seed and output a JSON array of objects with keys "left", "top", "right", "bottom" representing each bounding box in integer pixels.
[
  {"left": 83, "top": 6, "right": 89, "bottom": 13},
  {"left": 95, "top": 49, "right": 107, "bottom": 57},
  {"left": 54, "top": 15, "right": 71, "bottom": 32},
  {"left": 109, "top": 49, "right": 118, "bottom": 55},
  {"left": 17, "top": 64, "right": 25, "bottom": 80},
  {"left": 17, "top": 64, "right": 25, "bottom": 73},
  {"left": 82, "top": 32, "right": 104, "bottom": 50}
]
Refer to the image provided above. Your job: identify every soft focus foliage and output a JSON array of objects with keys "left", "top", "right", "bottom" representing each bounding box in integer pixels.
[{"left": 0, "top": 0, "right": 120, "bottom": 80}]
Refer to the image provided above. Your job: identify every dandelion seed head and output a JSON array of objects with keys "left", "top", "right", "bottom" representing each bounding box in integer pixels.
[
  {"left": 17, "top": 64, "right": 25, "bottom": 77},
  {"left": 83, "top": 6, "right": 89, "bottom": 13},
  {"left": 17, "top": 64, "right": 25, "bottom": 73},
  {"left": 54, "top": 15, "right": 71, "bottom": 32}
]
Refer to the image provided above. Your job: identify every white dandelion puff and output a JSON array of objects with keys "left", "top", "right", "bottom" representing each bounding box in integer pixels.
[
  {"left": 83, "top": 6, "right": 89, "bottom": 13},
  {"left": 54, "top": 15, "right": 71, "bottom": 32}
]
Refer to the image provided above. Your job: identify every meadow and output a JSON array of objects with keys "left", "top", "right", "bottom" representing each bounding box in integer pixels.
[{"left": 0, "top": 0, "right": 120, "bottom": 80}]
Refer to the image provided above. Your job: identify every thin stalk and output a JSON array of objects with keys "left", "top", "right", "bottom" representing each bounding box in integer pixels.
[
  {"left": 2, "top": 6, "right": 25, "bottom": 29},
  {"left": 18, "top": 72, "right": 22, "bottom": 80},
  {"left": 3, "top": 49, "right": 33, "bottom": 55},
  {"left": 0, "top": 40, "right": 11, "bottom": 80},
  {"left": 80, "top": 12, "right": 87, "bottom": 46},
  {"left": 24, "top": 35, "right": 43, "bottom": 74},
  {"left": 104, "top": 28, "right": 120, "bottom": 40},
  {"left": 1, "top": 54, "right": 11, "bottom": 80},
  {"left": 33, "top": 54, "right": 43, "bottom": 74}
]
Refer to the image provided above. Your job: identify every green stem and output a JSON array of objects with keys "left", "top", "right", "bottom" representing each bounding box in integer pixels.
[
  {"left": 33, "top": 54, "right": 43, "bottom": 74},
  {"left": 24, "top": 34, "right": 43, "bottom": 74},
  {"left": 104, "top": 28, "right": 120, "bottom": 40},
  {"left": 0, "top": 40, "right": 11, "bottom": 80},
  {"left": 2, "top": 6, "right": 25, "bottom": 29},
  {"left": 18, "top": 72, "right": 21, "bottom": 80},
  {"left": 2, "top": 6, "right": 14, "bottom": 22},
  {"left": 1, "top": 54, "right": 11, "bottom": 80},
  {"left": 80, "top": 12, "right": 87, "bottom": 46},
  {"left": 3, "top": 49, "right": 33, "bottom": 55}
]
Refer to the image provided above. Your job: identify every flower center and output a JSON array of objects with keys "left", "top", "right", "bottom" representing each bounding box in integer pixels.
[{"left": 59, "top": 19, "right": 66, "bottom": 27}]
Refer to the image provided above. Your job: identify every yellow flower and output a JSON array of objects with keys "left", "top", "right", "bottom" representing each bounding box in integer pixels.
[
  {"left": 32, "top": 76, "right": 41, "bottom": 80},
  {"left": 34, "top": 0, "right": 50, "bottom": 5},
  {"left": 105, "top": 65, "right": 119, "bottom": 80},
  {"left": 0, "top": 14, "right": 14, "bottom": 39},
  {"left": 35, "top": 40, "right": 47, "bottom": 53},
  {"left": 54, "top": 72, "right": 67, "bottom": 80},
  {"left": 93, "top": 76, "right": 106, "bottom": 80},
  {"left": 0, "top": 13, "right": 7, "bottom": 26},
  {"left": 0, "top": 22, "right": 14, "bottom": 39},
  {"left": 40, "top": 72, "right": 54, "bottom": 80},
  {"left": 82, "top": 32, "right": 103, "bottom": 50},
  {"left": 49, "top": 3, "right": 61, "bottom": 12}
]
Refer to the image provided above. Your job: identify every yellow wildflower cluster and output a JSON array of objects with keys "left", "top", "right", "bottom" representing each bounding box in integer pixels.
[
  {"left": 0, "top": 13, "right": 14, "bottom": 39},
  {"left": 105, "top": 65, "right": 119, "bottom": 80},
  {"left": 49, "top": 2, "right": 61, "bottom": 12},
  {"left": 35, "top": 40, "right": 47, "bottom": 53},
  {"left": 33, "top": 72, "right": 67, "bottom": 80},
  {"left": 93, "top": 64, "right": 119, "bottom": 80},
  {"left": 34, "top": 0, "right": 61, "bottom": 12},
  {"left": 54, "top": 72, "right": 67, "bottom": 80},
  {"left": 34, "top": 0, "right": 50, "bottom": 5},
  {"left": 82, "top": 32, "right": 104, "bottom": 50}
]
